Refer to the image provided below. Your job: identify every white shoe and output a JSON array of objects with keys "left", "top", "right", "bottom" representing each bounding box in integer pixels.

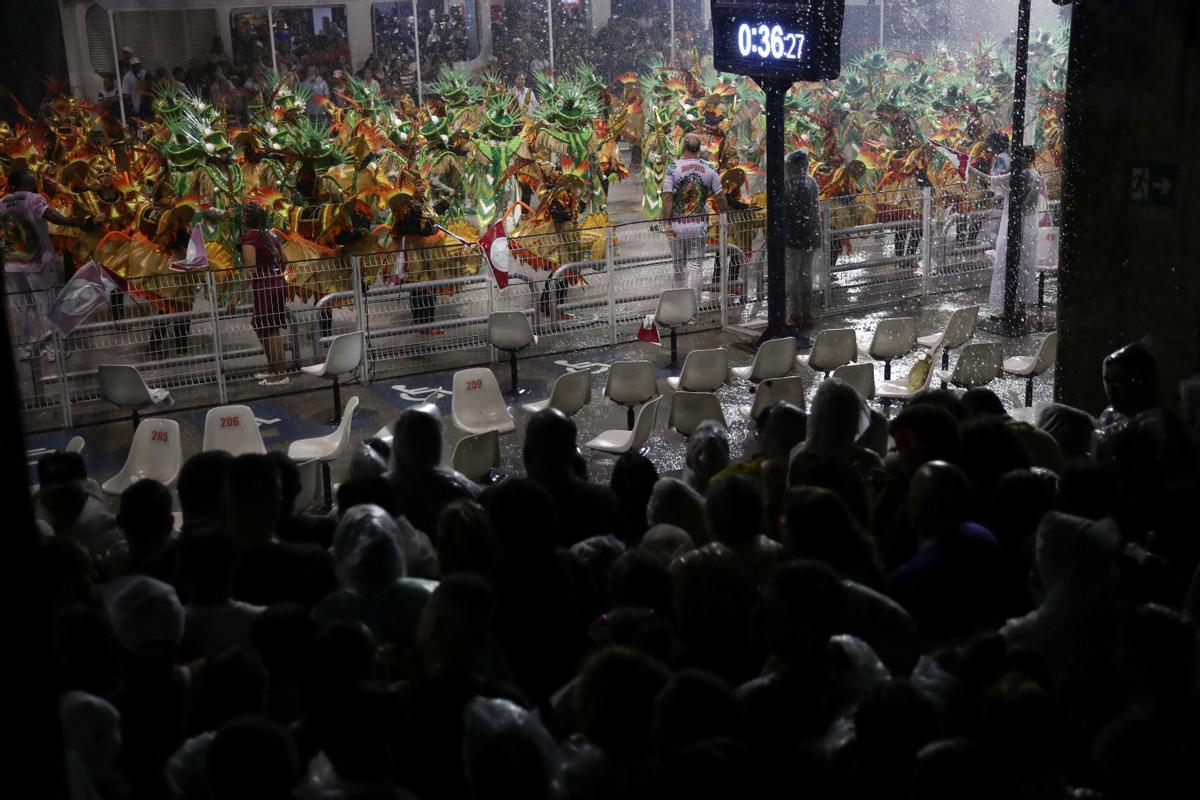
[{"left": 258, "top": 376, "right": 290, "bottom": 387}]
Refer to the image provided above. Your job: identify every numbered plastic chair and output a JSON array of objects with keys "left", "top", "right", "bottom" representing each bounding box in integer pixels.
[
  {"left": 287, "top": 395, "right": 360, "bottom": 508},
  {"left": 936, "top": 342, "right": 1004, "bottom": 389},
  {"left": 1004, "top": 332, "right": 1058, "bottom": 406},
  {"left": 98, "top": 364, "right": 172, "bottom": 430},
  {"left": 731, "top": 337, "right": 796, "bottom": 382},
  {"left": 832, "top": 362, "right": 876, "bottom": 400},
  {"left": 586, "top": 396, "right": 662, "bottom": 455},
  {"left": 522, "top": 369, "right": 592, "bottom": 417},
  {"left": 668, "top": 392, "right": 727, "bottom": 435},
  {"left": 604, "top": 360, "right": 660, "bottom": 429},
  {"left": 488, "top": 311, "right": 538, "bottom": 395},
  {"left": 739, "top": 375, "right": 807, "bottom": 420},
  {"left": 796, "top": 328, "right": 857, "bottom": 377},
  {"left": 451, "top": 368, "right": 516, "bottom": 435},
  {"left": 654, "top": 288, "right": 698, "bottom": 366},
  {"left": 918, "top": 306, "right": 980, "bottom": 370},
  {"left": 667, "top": 348, "right": 728, "bottom": 392},
  {"left": 302, "top": 330, "right": 363, "bottom": 422},
  {"left": 102, "top": 418, "right": 183, "bottom": 496},
  {"left": 451, "top": 430, "right": 501, "bottom": 483},
  {"left": 203, "top": 404, "right": 266, "bottom": 455},
  {"left": 865, "top": 317, "right": 917, "bottom": 379}
]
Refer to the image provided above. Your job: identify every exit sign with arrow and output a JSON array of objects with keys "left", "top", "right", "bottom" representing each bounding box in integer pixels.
[{"left": 1129, "top": 163, "right": 1180, "bottom": 207}]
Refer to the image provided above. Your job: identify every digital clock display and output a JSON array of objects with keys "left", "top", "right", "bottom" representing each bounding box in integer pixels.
[
  {"left": 712, "top": 0, "right": 845, "bottom": 81},
  {"left": 737, "top": 23, "right": 806, "bottom": 61}
]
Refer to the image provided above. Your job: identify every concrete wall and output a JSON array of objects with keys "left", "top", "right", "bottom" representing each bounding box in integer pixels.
[{"left": 1057, "top": 0, "right": 1200, "bottom": 412}]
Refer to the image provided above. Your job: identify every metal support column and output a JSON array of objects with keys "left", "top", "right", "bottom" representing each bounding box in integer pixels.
[
  {"left": 758, "top": 80, "right": 787, "bottom": 344},
  {"left": 107, "top": 10, "right": 127, "bottom": 127},
  {"left": 718, "top": 212, "right": 729, "bottom": 327},
  {"left": 1000, "top": 0, "right": 1033, "bottom": 335},
  {"left": 350, "top": 256, "right": 370, "bottom": 385},
  {"left": 267, "top": 7, "right": 278, "bottom": 73},
  {"left": 206, "top": 270, "right": 228, "bottom": 403},
  {"left": 605, "top": 225, "right": 617, "bottom": 345}
]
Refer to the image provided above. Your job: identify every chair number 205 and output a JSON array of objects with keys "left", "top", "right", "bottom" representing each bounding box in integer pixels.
[
  {"left": 466, "top": 380, "right": 483, "bottom": 391},
  {"left": 220, "top": 417, "right": 240, "bottom": 428}
]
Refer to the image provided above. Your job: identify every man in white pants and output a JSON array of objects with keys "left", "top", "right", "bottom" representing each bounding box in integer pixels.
[{"left": 661, "top": 134, "right": 727, "bottom": 293}]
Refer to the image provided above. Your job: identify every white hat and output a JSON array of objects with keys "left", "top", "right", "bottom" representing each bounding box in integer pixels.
[
  {"left": 129, "top": 57, "right": 142, "bottom": 66},
  {"left": 103, "top": 575, "right": 184, "bottom": 656},
  {"left": 121, "top": 46, "right": 133, "bottom": 54}
]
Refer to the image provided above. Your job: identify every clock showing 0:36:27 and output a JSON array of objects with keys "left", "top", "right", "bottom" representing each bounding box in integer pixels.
[
  {"left": 710, "top": 0, "right": 845, "bottom": 81},
  {"left": 737, "top": 22, "right": 806, "bottom": 61}
]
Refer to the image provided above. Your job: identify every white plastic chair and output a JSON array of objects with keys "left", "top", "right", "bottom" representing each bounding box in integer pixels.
[
  {"left": 654, "top": 288, "right": 698, "bottom": 366},
  {"left": 739, "top": 375, "right": 807, "bottom": 419},
  {"left": 1004, "top": 332, "right": 1058, "bottom": 407},
  {"left": 203, "top": 404, "right": 266, "bottom": 455},
  {"left": 98, "top": 364, "right": 172, "bottom": 429},
  {"left": 522, "top": 369, "right": 592, "bottom": 416},
  {"left": 101, "top": 418, "right": 183, "bottom": 495},
  {"left": 488, "top": 311, "right": 538, "bottom": 395},
  {"left": 451, "top": 430, "right": 501, "bottom": 482},
  {"left": 865, "top": 317, "right": 917, "bottom": 380},
  {"left": 918, "top": 306, "right": 979, "bottom": 370},
  {"left": 604, "top": 360, "right": 659, "bottom": 429},
  {"left": 287, "top": 395, "right": 360, "bottom": 507},
  {"left": 586, "top": 396, "right": 662, "bottom": 455},
  {"left": 302, "top": 331, "right": 363, "bottom": 421},
  {"left": 832, "top": 362, "right": 876, "bottom": 400},
  {"left": 731, "top": 337, "right": 796, "bottom": 382},
  {"left": 668, "top": 391, "right": 727, "bottom": 435},
  {"left": 877, "top": 350, "right": 940, "bottom": 410},
  {"left": 796, "top": 329, "right": 858, "bottom": 376},
  {"left": 451, "top": 368, "right": 516, "bottom": 435},
  {"left": 666, "top": 348, "right": 728, "bottom": 392},
  {"left": 936, "top": 342, "right": 1004, "bottom": 389}
]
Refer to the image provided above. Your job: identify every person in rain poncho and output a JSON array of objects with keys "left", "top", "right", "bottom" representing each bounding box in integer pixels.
[{"left": 972, "top": 141, "right": 1046, "bottom": 320}]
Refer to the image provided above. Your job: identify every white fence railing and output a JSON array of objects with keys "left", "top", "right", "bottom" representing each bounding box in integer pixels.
[{"left": 11, "top": 175, "right": 1059, "bottom": 430}]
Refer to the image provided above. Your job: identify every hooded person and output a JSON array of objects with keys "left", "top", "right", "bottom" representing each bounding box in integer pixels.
[
  {"left": 60, "top": 691, "right": 122, "bottom": 800},
  {"left": 313, "top": 504, "right": 437, "bottom": 647},
  {"left": 388, "top": 408, "right": 480, "bottom": 536},
  {"left": 1035, "top": 402, "right": 1096, "bottom": 463},
  {"left": 1000, "top": 512, "right": 1122, "bottom": 682},
  {"left": 647, "top": 478, "right": 709, "bottom": 545},
  {"left": 682, "top": 421, "right": 731, "bottom": 496},
  {"left": 639, "top": 524, "right": 696, "bottom": 567},
  {"left": 462, "top": 696, "right": 560, "bottom": 800}
]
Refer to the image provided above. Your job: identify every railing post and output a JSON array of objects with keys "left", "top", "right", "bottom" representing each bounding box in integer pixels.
[
  {"left": 718, "top": 212, "right": 728, "bottom": 327},
  {"left": 350, "top": 256, "right": 370, "bottom": 385},
  {"left": 820, "top": 200, "right": 834, "bottom": 312},
  {"left": 53, "top": 330, "right": 72, "bottom": 429},
  {"left": 486, "top": 250, "right": 498, "bottom": 361},
  {"left": 207, "top": 270, "right": 227, "bottom": 404},
  {"left": 605, "top": 225, "right": 617, "bottom": 345},
  {"left": 921, "top": 186, "right": 933, "bottom": 299}
]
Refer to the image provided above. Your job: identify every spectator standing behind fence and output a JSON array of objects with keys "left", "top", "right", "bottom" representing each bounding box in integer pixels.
[
  {"left": 2, "top": 170, "right": 95, "bottom": 361},
  {"left": 238, "top": 203, "right": 290, "bottom": 386},
  {"left": 302, "top": 64, "right": 329, "bottom": 125},
  {"left": 121, "top": 58, "right": 145, "bottom": 117},
  {"left": 783, "top": 150, "right": 822, "bottom": 337},
  {"left": 661, "top": 133, "right": 727, "bottom": 294}
]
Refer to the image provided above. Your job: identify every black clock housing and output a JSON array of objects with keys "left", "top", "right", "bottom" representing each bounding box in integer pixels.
[{"left": 711, "top": 0, "right": 845, "bottom": 81}]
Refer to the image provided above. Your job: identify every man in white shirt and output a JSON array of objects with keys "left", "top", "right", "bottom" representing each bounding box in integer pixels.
[
  {"left": 511, "top": 72, "right": 537, "bottom": 115},
  {"left": 121, "top": 58, "right": 145, "bottom": 116},
  {"left": 661, "top": 133, "right": 727, "bottom": 292},
  {"left": 97, "top": 73, "right": 118, "bottom": 100}
]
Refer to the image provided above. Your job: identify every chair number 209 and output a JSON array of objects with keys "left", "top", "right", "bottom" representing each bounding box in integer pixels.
[{"left": 466, "top": 380, "right": 483, "bottom": 391}]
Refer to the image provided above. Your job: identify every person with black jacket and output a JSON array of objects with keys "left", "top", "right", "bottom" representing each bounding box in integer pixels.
[{"left": 782, "top": 151, "right": 822, "bottom": 335}]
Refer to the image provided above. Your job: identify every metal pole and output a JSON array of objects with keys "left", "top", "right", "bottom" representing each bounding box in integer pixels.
[
  {"left": 758, "top": 80, "right": 787, "bottom": 342},
  {"left": 412, "top": 0, "right": 423, "bottom": 103},
  {"left": 821, "top": 199, "right": 833, "bottom": 312},
  {"left": 670, "top": 0, "right": 676, "bottom": 65},
  {"left": 879, "top": 0, "right": 885, "bottom": 47},
  {"left": 920, "top": 186, "right": 933, "bottom": 298},
  {"left": 1001, "top": 0, "right": 1032, "bottom": 333},
  {"left": 351, "top": 256, "right": 370, "bottom": 385},
  {"left": 108, "top": 9, "right": 127, "bottom": 127},
  {"left": 546, "top": 0, "right": 555, "bottom": 78},
  {"left": 206, "top": 270, "right": 228, "bottom": 404},
  {"left": 718, "top": 211, "right": 728, "bottom": 327},
  {"left": 267, "top": 6, "right": 278, "bottom": 73},
  {"left": 605, "top": 224, "right": 617, "bottom": 345}
]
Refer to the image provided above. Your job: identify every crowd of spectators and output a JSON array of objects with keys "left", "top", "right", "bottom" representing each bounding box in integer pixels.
[{"left": 36, "top": 336, "right": 1200, "bottom": 799}]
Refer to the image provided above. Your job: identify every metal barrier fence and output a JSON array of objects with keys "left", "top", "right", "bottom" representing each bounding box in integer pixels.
[{"left": 11, "top": 173, "right": 1059, "bottom": 431}]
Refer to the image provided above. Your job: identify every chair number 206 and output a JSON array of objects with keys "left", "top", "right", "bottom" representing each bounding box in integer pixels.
[
  {"left": 466, "top": 380, "right": 483, "bottom": 391},
  {"left": 151, "top": 431, "right": 170, "bottom": 442}
]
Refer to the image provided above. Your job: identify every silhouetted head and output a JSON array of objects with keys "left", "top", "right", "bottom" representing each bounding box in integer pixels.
[{"left": 1102, "top": 340, "right": 1159, "bottom": 416}]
